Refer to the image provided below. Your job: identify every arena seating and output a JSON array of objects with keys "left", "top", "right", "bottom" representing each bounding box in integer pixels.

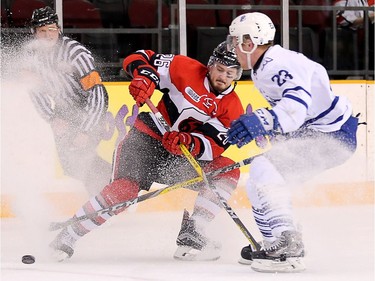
[
  {"left": 10, "top": 0, "right": 46, "bottom": 27},
  {"left": 257, "top": 0, "right": 298, "bottom": 27},
  {"left": 216, "top": 0, "right": 255, "bottom": 26},
  {"left": 63, "top": 0, "right": 102, "bottom": 28},
  {"left": 323, "top": 27, "right": 360, "bottom": 71},
  {"left": 92, "top": 0, "right": 129, "bottom": 28},
  {"left": 63, "top": 0, "right": 119, "bottom": 65},
  {"left": 128, "top": 0, "right": 170, "bottom": 28},
  {"left": 195, "top": 26, "right": 229, "bottom": 65}
]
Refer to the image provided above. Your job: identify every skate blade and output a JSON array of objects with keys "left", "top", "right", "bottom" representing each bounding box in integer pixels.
[
  {"left": 51, "top": 249, "right": 70, "bottom": 262},
  {"left": 251, "top": 257, "right": 306, "bottom": 273},
  {"left": 173, "top": 246, "right": 220, "bottom": 261},
  {"left": 238, "top": 257, "right": 253, "bottom": 265}
]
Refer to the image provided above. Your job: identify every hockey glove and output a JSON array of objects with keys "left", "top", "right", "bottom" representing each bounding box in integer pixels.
[
  {"left": 129, "top": 66, "right": 160, "bottom": 107},
  {"left": 162, "top": 131, "right": 200, "bottom": 157},
  {"left": 227, "top": 108, "right": 280, "bottom": 148}
]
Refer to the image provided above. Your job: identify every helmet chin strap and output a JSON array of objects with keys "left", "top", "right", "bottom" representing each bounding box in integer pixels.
[
  {"left": 238, "top": 42, "right": 257, "bottom": 70},
  {"left": 246, "top": 53, "right": 252, "bottom": 70}
]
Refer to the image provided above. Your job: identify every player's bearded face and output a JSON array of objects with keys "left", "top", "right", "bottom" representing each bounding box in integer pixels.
[
  {"left": 35, "top": 24, "right": 60, "bottom": 47},
  {"left": 209, "top": 63, "right": 237, "bottom": 92}
]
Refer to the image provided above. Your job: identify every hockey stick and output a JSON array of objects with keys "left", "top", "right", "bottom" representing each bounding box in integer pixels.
[
  {"left": 49, "top": 156, "right": 254, "bottom": 231},
  {"left": 145, "top": 99, "right": 261, "bottom": 251}
]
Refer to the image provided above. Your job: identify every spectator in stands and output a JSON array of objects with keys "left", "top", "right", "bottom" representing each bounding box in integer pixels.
[
  {"left": 335, "top": 0, "right": 374, "bottom": 29},
  {"left": 334, "top": 0, "right": 374, "bottom": 70}
]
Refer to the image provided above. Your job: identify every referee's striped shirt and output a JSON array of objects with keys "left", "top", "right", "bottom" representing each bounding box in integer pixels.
[{"left": 29, "top": 36, "right": 108, "bottom": 132}]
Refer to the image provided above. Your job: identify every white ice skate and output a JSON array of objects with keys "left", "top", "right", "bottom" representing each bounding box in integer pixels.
[{"left": 242, "top": 230, "right": 306, "bottom": 273}]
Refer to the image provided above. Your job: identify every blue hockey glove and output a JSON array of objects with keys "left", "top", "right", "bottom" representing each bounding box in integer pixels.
[{"left": 227, "top": 108, "right": 279, "bottom": 148}]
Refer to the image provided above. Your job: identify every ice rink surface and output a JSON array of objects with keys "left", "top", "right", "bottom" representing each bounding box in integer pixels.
[
  {"left": 1, "top": 205, "right": 374, "bottom": 281},
  {"left": 1, "top": 54, "right": 374, "bottom": 281}
]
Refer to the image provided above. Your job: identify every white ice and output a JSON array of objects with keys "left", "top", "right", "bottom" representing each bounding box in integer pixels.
[{"left": 1, "top": 205, "right": 374, "bottom": 281}]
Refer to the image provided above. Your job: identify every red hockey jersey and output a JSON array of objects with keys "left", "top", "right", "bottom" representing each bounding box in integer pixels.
[{"left": 123, "top": 50, "right": 244, "bottom": 161}]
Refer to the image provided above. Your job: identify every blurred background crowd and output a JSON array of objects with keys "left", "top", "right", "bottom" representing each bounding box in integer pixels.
[{"left": 1, "top": 0, "right": 374, "bottom": 80}]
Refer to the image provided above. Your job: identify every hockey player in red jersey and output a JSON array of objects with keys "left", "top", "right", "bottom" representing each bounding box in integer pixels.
[{"left": 50, "top": 42, "right": 245, "bottom": 262}]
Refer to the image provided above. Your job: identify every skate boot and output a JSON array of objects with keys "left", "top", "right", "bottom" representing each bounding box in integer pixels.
[
  {"left": 250, "top": 230, "right": 306, "bottom": 273},
  {"left": 173, "top": 209, "right": 221, "bottom": 261},
  {"left": 50, "top": 228, "right": 77, "bottom": 262}
]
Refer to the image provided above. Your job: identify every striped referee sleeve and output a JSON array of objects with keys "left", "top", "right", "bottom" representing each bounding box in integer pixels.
[{"left": 71, "top": 48, "right": 108, "bottom": 132}]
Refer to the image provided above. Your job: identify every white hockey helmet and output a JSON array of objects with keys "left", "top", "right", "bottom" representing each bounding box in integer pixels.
[{"left": 227, "top": 12, "right": 276, "bottom": 54}]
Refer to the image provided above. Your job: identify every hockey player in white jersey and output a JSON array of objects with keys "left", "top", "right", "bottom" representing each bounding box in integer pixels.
[{"left": 226, "top": 12, "right": 359, "bottom": 273}]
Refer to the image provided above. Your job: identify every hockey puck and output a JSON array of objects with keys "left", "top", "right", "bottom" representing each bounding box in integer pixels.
[{"left": 22, "top": 255, "right": 35, "bottom": 264}]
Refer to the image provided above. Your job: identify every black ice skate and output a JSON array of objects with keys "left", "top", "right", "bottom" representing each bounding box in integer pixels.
[
  {"left": 50, "top": 228, "right": 77, "bottom": 262},
  {"left": 173, "top": 209, "right": 221, "bottom": 261},
  {"left": 249, "top": 230, "right": 306, "bottom": 273}
]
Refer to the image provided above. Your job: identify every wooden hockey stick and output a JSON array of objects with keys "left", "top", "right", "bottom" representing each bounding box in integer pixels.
[
  {"left": 145, "top": 99, "right": 261, "bottom": 251},
  {"left": 49, "top": 156, "right": 254, "bottom": 231}
]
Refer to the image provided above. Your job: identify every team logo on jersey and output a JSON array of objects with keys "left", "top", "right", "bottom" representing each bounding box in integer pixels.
[
  {"left": 201, "top": 96, "right": 217, "bottom": 112},
  {"left": 185, "top": 87, "right": 218, "bottom": 115},
  {"left": 261, "top": 57, "right": 273, "bottom": 71},
  {"left": 217, "top": 132, "right": 228, "bottom": 145}
]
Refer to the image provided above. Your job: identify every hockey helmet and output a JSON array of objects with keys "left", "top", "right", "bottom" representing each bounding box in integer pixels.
[
  {"left": 208, "top": 41, "right": 243, "bottom": 80},
  {"left": 30, "top": 6, "right": 59, "bottom": 30},
  {"left": 227, "top": 12, "right": 276, "bottom": 54}
]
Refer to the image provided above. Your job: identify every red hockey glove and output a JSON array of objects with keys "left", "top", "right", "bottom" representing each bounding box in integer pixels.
[
  {"left": 162, "top": 131, "right": 200, "bottom": 157},
  {"left": 129, "top": 66, "right": 160, "bottom": 107}
]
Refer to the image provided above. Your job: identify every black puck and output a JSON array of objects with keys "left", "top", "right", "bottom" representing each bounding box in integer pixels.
[{"left": 22, "top": 255, "right": 35, "bottom": 264}]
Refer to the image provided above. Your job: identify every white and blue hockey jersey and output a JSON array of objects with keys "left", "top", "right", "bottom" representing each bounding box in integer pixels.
[{"left": 251, "top": 45, "right": 353, "bottom": 134}]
